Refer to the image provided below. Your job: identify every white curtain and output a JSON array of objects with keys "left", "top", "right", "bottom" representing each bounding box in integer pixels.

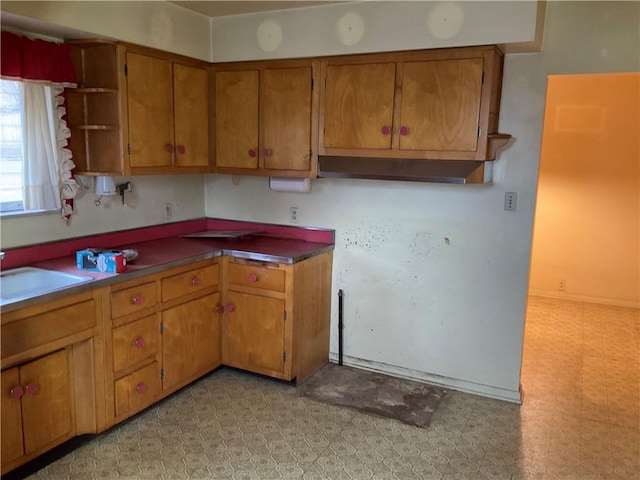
[{"left": 21, "top": 82, "right": 77, "bottom": 215}]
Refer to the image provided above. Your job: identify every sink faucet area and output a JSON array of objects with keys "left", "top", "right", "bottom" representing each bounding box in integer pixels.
[{"left": 0, "top": 267, "right": 93, "bottom": 305}]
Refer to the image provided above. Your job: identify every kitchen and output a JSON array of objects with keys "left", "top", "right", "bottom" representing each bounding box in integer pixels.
[{"left": 1, "top": 1, "right": 638, "bottom": 478}]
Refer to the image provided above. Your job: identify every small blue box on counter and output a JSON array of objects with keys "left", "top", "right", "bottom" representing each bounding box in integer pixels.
[{"left": 76, "top": 249, "right": 127, "bottom": 273}]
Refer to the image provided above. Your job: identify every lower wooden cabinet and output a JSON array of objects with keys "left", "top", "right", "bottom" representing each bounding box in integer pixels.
[
  {"left": 162, "top": 292, "right": 222, "bottom": 391},
  {"left": 104, "top": 259, "right": 222, "bottom": 427},
  {"left": 1, "top": 350, "right": 73, "bottom": 468},
  {"left": 1, "top": 249, "right": 332, "bottom": 475},
  {"left": 225, "top": 291, "right": 286, "bottom": 377},
  {"left": 222, "top": 251, "right": 333, "bottom": 382},
  {"left": 114, "top": 361, "right": 161, "bottom": 418},
  {"left": 1, "top": 291, "right": 101, "bottom": 475}
]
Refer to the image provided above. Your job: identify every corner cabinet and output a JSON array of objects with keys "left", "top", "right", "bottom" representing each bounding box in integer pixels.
[
  {"left": 319, "top": 46, "right": 510, "bottom": 161},
  {"left": 222, "top": 252, "right": 333, "bottom": 383},
  {"left": 211, "top": 60, "right": 320, "bottom": 178},
  {"left": 66, "top": 40, "right": 209, "bottom": 175}
]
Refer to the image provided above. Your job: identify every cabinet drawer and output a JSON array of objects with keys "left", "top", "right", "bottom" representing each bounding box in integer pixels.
[
  {"left": 227, "top": 262, "right": 285, "bottom": 292},
  {"left": 114, "top": 361, "right": 160, "bottom": 418},
  {"left": 112, "top": 315, "right": 158, "bottom": 373},
  {"left": 1, "top": 300, "right": 96, "bottom": 360},
  {"left": 161, "top": 264, "right": 219, "bottom": 302},
  {"left": 111, "top": 282, "right": 157, "bottom": 319}
]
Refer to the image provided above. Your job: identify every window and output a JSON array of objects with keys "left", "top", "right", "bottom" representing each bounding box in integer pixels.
[
  {"left": 0, "top": 79, "right": 25, "bottom": 213},
  {"left": 1, "top": 31, "right": 79, "bottom": 221}
]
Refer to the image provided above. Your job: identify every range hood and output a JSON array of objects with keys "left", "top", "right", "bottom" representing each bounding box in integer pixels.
[{"left": 318, "top": 156, "right": 492, "bottom": 184}]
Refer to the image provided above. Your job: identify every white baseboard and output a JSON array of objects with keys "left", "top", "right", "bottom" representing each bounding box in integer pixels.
[
  {"left": 528, "top": 290, "right": 640, "bottom": 309},
  {"left": 328, "top": 354, "right": 523, "bottom": 404}
]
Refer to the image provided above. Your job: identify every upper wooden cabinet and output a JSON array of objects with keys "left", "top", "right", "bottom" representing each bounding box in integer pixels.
[
  {"left": 66, "top": 41, "right": 209, "bottom": 175},
  {"left": 211, "top": 60, "right": 320, "bottom": 178},
  {"left": 126, "top": 51, "right": 209, "bottom": 172},
  {"left": 319, "top": 46, "right": 510, "bottom": 161}
]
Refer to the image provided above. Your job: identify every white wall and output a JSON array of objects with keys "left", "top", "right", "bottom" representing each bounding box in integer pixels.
[
  {"left": 0, "top": 175, "right": 206, "bottom": 248},
  {"left": 211, "top": 1, "right": 540, "bottom": 62},
  {"left": 204, "top": 1, "right": 640, "bottom": 401}
]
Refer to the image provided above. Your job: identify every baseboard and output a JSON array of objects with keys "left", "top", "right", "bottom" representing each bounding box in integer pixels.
[
  {"left": 528, "top": 290, "right": 640, "bottom": 309},
  {"left": 327, "top": 354, "right": 523, "bottom": 404}
]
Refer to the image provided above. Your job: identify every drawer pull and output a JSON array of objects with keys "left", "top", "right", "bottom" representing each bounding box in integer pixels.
[
  {"left": 216, "top": 304, "right": 224, "bottom": 314},
  {"left": 10, "top": 386, "right": 24, "bottom": 399},
  {"left": 135, "top": 382, "right": 147, "bottom": 394},
  {"left": 190, "top": 276, "right": 201, "bottom": 287},
  {"left": 399, "top": 126, "right": 409, "bottom": 136},
  {"left": 248, "top": 273, "right": 258, "bottom": 283},
  {"left": 381, "top": 125, "right": 391, "bottom": 135},
  {"left": 262, "top": 148, "right": 271, "bottom": 157},
  {"left": 131, "top": 294, "right": 144, "bottom": 305},
  {"left": 165, "top": 143, "right": 174, "bottom": 154},
  {"left": 225, "top": 303, "right": 235, "bottom": 313},
  {"left": 25, "top": 383, "right": 39, "bottom": 395},
  {"left": 248, "top": 149, "right": 257, "bottom": 158},
  {"left": 134, "top": 336, "right": 145, "bottom": 348},
  {"left": 177, "top": 145, "right": 186, "bottom": 154}
]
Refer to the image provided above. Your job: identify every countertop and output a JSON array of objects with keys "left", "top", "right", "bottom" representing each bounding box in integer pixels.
[{"left": 1, "top": 221, "right": 334, "bottom": 313}]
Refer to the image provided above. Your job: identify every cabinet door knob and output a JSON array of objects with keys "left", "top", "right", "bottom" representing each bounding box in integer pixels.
[
  {"left": 134, "top": 336, "right": 145, "bottom": 348},
  {"left": 248, "top": 273, "right": 258, "bottom": 283},
  {"left": 165, "top": 143, "right": 174, "bottom": 153},
  {"left": 190, "top": 276, "right": 201, "bottom": 287},
  {"left": 225, "top": 303, "right": 235, "bottom": 313},
  {"left": 248, "top": 149, "right": 257, "bottom": 158},
  {"left": 10, "top": 386, "right": 24, "bottom": 399},
  {"left": 399, "top": 126, "right": 409, "bottom": 136},
  {"left": 262, "top": 148, "right": 271, "bottom": 157},
  {"left": 177, "top": 145, "right": 186, "bottom": 154},
  {"left": 216, "top": 304, "right": 224, "bottom": 314},
  {"left": 381, "top": 125, "right": 391, "bottom": 135},
  {"left": 135, "top": 383, "right": 147, "bottom": 394},
  {"left": 25, "top": 383, "right": 39, "bottom": 395},
  {"left": 131, "top": 294, "right": 144, "bottom": 305}
]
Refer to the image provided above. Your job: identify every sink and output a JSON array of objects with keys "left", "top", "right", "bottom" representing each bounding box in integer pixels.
[{"left": 0, "top": 267, "right": 93, "bottom": 305}]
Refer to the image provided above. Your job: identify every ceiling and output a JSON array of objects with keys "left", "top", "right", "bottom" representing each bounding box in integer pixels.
[{"left": 169, "top": 1, "right": 347, "bottom": 17}]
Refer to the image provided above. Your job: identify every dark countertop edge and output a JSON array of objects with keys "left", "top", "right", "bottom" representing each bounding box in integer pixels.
[{"left": 1, "top": 244, "right": 334, "bottom": 315}]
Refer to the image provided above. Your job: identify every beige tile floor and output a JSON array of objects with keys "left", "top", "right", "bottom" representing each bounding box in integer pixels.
[{"left": 25, "top": 296, "right": 639, "bottom": 479}]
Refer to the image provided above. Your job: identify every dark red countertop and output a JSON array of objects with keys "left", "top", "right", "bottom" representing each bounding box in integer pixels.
[{"left": 1, "top": 218, "right": 334, "bottom": 312}]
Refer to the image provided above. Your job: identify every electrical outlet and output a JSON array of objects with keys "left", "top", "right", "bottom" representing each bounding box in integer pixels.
[
  {"left": 504, "top": 192, "right": 518, "bottom": 212},
  {"left": 558, "top": 279, "right": 566, "bottom": 291},
  {"left": 290, "top": 207, "right": 299, "bottom": 224},
  {"left": 163, "top": 203, "right": 172, "bottom": 220}
]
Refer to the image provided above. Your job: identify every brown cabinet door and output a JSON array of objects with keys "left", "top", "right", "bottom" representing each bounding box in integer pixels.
[
  {"left": 399, "top": 58, "right": 483, "bottom": 152},
  {"left": 173, "top": 63, "right": 209, "bottom": 167},
  {"left": 161, "top": 293, "right": 221, "bottom": 391},
  {"left": 263, "top": 67, "right": 312, "bottom": 171},
  {"left": 112, "top": 315, "right": 159, "bottom": 374},
  {"left": 127, "top": 52, "right": 174, "bottom": 167},
  {"left": 224, "top": 291, "right": 285, "bottom": 376},
  {"left": 215, "top": 70, "right": 259, "bottom": 169},
  {"left": 114, "top": 361, "right": 161, "bottom": 418},
  {"left": 323, "top": 63, "right": 396, "bottom": 150},
  {"left": 20, "top": 350, "right": 72, "bottom": 456},
  {"left": 1, "top": 368, "right": 24, "bottom": 469}
]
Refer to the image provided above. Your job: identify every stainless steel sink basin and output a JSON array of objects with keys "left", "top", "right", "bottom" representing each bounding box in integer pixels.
[{"left": 0, "top": 267, "right": 93, "bottom": 305}]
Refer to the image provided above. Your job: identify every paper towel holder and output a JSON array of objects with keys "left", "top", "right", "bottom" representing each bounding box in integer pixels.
[{"left": 269, "top": 177, "right": 311, "bottom": 193}]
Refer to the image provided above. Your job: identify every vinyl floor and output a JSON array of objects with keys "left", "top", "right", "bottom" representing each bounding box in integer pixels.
[{"left": 24, "top": 296, "right": 640, "bottom": 479}]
